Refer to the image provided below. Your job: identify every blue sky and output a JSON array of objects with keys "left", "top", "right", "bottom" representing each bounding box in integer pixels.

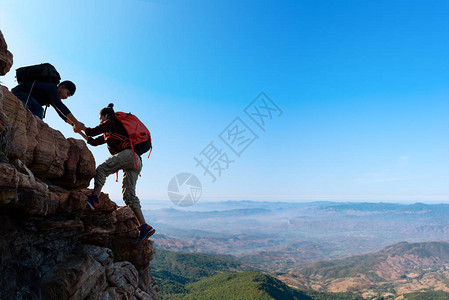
[{"left": 1, "top": 0, "right": 448, "bottom": 205}]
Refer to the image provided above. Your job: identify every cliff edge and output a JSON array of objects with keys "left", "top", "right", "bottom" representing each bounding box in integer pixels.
[{"left": 0, "top": 31, "right": 158, "bottom": 300}]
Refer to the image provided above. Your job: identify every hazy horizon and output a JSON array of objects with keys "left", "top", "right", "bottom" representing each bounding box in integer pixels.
[
  {"left": 138, "top": 198, "right": 449, "bottom": 212},
  {"left": 143, "top": 199, "right": 449, "bottom": 273}
]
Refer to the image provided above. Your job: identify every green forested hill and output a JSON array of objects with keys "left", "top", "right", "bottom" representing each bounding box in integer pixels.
[
  {"left": 151, "top": 247, "right": 258, "bottom": 298},
  {"left": 152, "top": 247, "right": 257, "bottom": 279},
  {"left": 152, "top": 248, "right": 358, "bottom": 299},
  {"left": 402, "top": 290, "right": 449, "bottom": 299},
  {"left": 171, "top": 272, "right": 359, "bottom": 300},
  {"left": 175, "top": 272, "right": 312, "bottom": 300}
]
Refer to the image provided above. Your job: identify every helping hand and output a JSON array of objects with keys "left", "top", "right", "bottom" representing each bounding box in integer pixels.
[{"left": 73, "top": 122, "right": 86, "bottom": 133}]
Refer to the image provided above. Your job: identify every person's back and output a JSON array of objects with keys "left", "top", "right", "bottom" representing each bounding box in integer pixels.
[
  {"left": 11, "top": 64, "right": 85, "bottom": 132},
  {"left": 12, "top": 80, "right": 75, "bottom": 120}
]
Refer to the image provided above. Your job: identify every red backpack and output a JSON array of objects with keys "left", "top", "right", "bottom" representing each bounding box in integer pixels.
[{"left": 113, "top": 112, "right": 152, "bottom": 169}]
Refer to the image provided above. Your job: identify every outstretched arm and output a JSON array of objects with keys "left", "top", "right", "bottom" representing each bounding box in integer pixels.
[
  {"left": 66, "top": 113, "right": 86, "bottom": 132},
  {"left": 87, "top": 135, "right": 106, "bottom": 146},
  {"left": 84, "top": 120, "right": 112, "bottom": 137}
]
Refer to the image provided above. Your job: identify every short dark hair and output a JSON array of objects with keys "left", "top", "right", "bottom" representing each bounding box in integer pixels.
[{"left": 59, "top": 80, "right": 76, "bottom": 96}]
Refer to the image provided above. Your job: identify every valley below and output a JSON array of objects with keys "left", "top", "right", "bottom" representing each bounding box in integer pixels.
[{"left": 143, "top": 201, "right": 449, "bottom": 298}]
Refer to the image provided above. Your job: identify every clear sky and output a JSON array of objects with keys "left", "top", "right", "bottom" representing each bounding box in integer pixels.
[{"left": 1, "top": 0, "right": 448, "bottom": 205}]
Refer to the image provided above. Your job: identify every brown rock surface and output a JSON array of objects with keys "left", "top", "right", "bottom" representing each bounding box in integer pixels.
[
  {"left": 0, "top": 84, "right": 95, "bottom": 189},
  {"left": 0, "top": 186, "right": 157, "bottom": 299},
  {"left": 41, "top": 251, "right": 108, "bottom": 299},
  {"left": 40, "top": 245, "right": 156, "bottom": 300},
  {"left": 0, "top": 30, "right": 13, "bottom": 75}
]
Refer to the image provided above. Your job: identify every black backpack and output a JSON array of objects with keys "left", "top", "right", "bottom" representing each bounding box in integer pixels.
[{"left": 16, "top": 63, "right": 61, "bottom": 85}]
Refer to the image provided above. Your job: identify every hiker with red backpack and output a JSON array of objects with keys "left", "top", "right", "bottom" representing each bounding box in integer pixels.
[{"left": 84, "top": 103, "right": 155, "bottom": 244}]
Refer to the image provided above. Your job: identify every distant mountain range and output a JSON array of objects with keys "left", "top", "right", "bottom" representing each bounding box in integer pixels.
[
  {"left": 146, "top": 201, "right": 449, "bottom": 270},
  {"left": 277, "top": 241, "right": 449, "bottom": 298}
]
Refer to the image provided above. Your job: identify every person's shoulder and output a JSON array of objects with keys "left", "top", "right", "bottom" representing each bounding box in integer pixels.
[{"left": 35, "top": 81, "right": 58, "bottom": 91}]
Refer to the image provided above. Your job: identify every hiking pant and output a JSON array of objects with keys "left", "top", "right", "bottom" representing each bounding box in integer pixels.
[
  {"left": 95, "top": 149, "right": 143, "bottom": 210},
  {"left": 11, "top": 86, "right": 44, "bottom": 119}
]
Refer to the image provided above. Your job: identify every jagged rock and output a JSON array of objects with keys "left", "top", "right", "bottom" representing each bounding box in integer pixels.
[
  {"left": 0, "top": 189, "right": 157, "bottom": 299},
  {"left": 0, "top": 30, "right": 13, "bottom": 75},
  {"left": 16, "top": 187, "right": 59, "bottom": 215},
  {"left": 40, "top": 244, "right": 155, "bottom": 300},
  {"left": 82, "top": 244, "right": 114, "bottom": 270},
  {"left": 53, "top": 138, "right": 96, "bottom": 188},
  {"left": 107, "top": 261, "right": 139, "bottom": 296},
  {"left": 75, "top": 202, "right": 155, "bottom": 293},
  {"left": 31, "top": 120, "right": 70, "bottom": 179},
  {"left": 0, "top": 214, "right": 80, "bottom": 298},
  {"left": 0, "top": 85, "right": 95, "bottom": 189},
  {"left": 57, "top": 190, "right": 117, "bottom": 223},
  {"left": 0, "top": 86, "right": 30, "bottom": 161},
  {"left": 137, "top": 287, "right": 157, "bottom": 300},
  {"left": 92, "top": 287, "right": 120, "bottom": 300},
  {"left": 13, "top": 158, "right": 36, "bottom": 180},
  {"left": 40, "top": 251, "right": 107, "bottom": 299},
  {"left": 0, "top": 162, "right": 62, "bottom": 215},
  {"left": 38, "top": 238, "right": 155, "bottom": 300},
  {"left": 0, "top": 87, "right": 4, "bottom": 118},
  {"left": 0, "top": 162, "right": 19, "bottom": 189}
]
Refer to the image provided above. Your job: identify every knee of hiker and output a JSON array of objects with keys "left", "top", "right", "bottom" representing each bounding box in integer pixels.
[
  {"left": 124, "top": 195, "right": 141, "bottom": 210},
  {"left": 96, "top": 157, "right": 122, "bottom": 181},
  {"left": 94, "top": 165, "right": 109, "bottom": 187}
]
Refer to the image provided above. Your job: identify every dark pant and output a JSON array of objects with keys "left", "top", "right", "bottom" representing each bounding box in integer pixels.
[{"left": 11, "top": 86, "right": 44, "bottom": 119}]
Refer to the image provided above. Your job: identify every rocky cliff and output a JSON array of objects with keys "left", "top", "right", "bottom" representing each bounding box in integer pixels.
[{"left": 0, "top": 31, "right": 158, "bottom": 300}]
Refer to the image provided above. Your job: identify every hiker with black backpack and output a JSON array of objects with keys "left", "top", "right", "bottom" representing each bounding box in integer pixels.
[
  {"left": 11, "top": 63, "right": 85, "bottom": 133},
  {"left": 84, "top": 103, "right": 155, "bottom": 245}
]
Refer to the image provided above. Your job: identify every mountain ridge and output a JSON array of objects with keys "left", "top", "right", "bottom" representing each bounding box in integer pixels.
[{"left": 278, "top": 241, "right": 449, "bottom": 298}]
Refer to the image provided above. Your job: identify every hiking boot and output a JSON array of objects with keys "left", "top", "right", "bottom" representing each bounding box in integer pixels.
[
  {"left": 86, "top": 195, "right": 99, "bottom": 210},
  {"left": 136, "top": 224, "right": 156, "bottom": 244}
]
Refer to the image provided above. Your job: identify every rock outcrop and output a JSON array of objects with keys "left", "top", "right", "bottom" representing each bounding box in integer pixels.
[
  {"left": 0, "top": 31, "right": 158, "bottom": 300},
  {"left": 0, "top": 30, "right": 13, "bottom": 75},
  {"left": 0, "top": 86, "right": 95, "bottom": 189}
]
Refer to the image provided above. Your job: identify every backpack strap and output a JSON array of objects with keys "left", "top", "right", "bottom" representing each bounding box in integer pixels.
[
  {"left": 24, "top": 80, "right": 37, "bottom": 110},
  {"left": 130, "top": 141, "right": 139, "bottom": 170},
  {"left": 43, "top": 104, "right": 49, "bottom": 119}
]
